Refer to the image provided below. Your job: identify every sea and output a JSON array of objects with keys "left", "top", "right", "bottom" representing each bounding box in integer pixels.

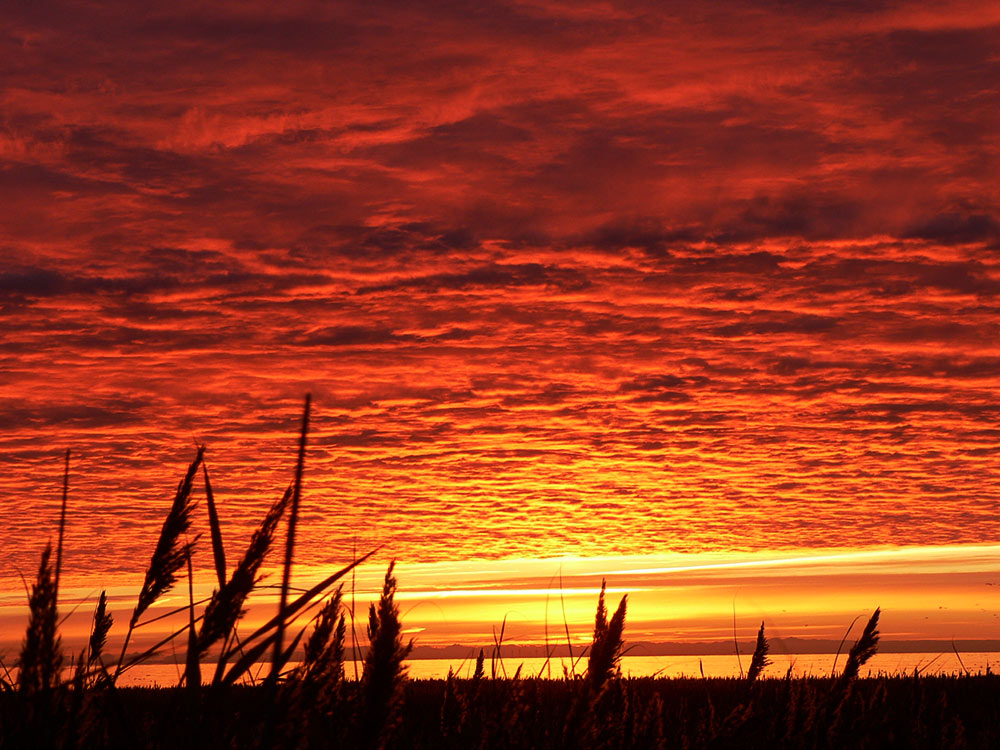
[{"left": 114, "top": 652, "right": 997, "bottom": 687}]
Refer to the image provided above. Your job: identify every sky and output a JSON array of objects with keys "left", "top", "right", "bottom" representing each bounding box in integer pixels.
[{"left": 2, "top": 1, "right": 1000, "bottom": 652}]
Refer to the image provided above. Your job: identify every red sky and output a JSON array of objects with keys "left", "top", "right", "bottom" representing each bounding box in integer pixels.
[{"left": 2, "top": 1, "right": 1000, "bottom": 647}]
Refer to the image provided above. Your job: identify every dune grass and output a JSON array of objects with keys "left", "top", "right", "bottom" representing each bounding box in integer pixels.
[{"left": 1, "top": 397, "right": 995, "bottom": 748}]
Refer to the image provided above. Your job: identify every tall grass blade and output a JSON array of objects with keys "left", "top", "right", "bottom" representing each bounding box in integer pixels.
[
  {"left": 184, "top": 549, "right": 200, "bottom": 690},
  {"left": 733, "top": 600, "right": 743, "bottom": 679},
  {"left": 220, "top": 552, "right": 374, "bottom": 684},
  {"left": 119, "top": 616, "right": 203, "bottom": 676},
  {"left": 221, "top": 632, "right": 280, "bottom": 686},
  {"left": 830, "top": 614, "right": 861, "bottom": 676},
  {"left": 350, "top": 540, "right": 361, "bottom": 681},
  {"left": 492, "top": 615, "right": 507, "bottom": 679},
  {"left": 952, "top": 639, "right": 970, "bottom": 677},
  {"left": 55, "top": 449, "right": 69, "bottom": 595},
  {"left": 199, "top": 486, "right": 292, "bottom": 660},
  {"left": 270, "top": 394, "right": 310, "bottom": 686},
  {"left": 559, "top": 568, "right": 576, "bottom": 679},
  {"left": 298, "top": 586, "right": 346, "bottom": 685},
  {"left": 201, "top": 459, "right": 227, "bottom": 589},
  {"left": 225, "top": 552, "right": 375, "bottom": 658}
]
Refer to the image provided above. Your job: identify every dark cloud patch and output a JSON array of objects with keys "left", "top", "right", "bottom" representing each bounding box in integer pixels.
[
  {"left": 301, "top": 325, "right": 412, "bottom": 347},
  {"left": 667, "top": 251, "right": 787, "bottom": 276},
  {"left": 920, "top": 262, "right": 1000, "bottom": 296},
  {"left": 0, "top": 399, "right": 147, "bottom": 431},
  {"left": 315, "top": 429, "right": 395, "bottom": 448},
  {"left": 370, "top": 113, "right": 533, "bottom": 170},
  {"left": 0, "top": 267, "right": 176, "bottom": 299},
  {"left": 902, "top": 357, "right": 1000, "bottom": 380},
  {"left": 793, "top": 257, "right": 1000, "bottom": 300},
  {"left": 714, "top": 314, "right": 839, "bottom": 338},
  {"left": 0, "top": 268, "right": 67, "bottom": 297},
  {"left": 832, "top": 400, "right": 1000, "bottom": 425},
  {"left": 628, "top": 390, "right": 693, "bottom": 404},
  {"left": 0, "top": 266, "right": 333, "bottom": 302},
  {"left": 718, "top": 192, "right": 866, "bottom": 242},
  {"left": 358, "top": 263, "right": 592, "bottom": 294},
  {"left": 577, "top": 219, "right": 695, "bottom": 255},
  {"left": 134, "top": 12, "right": 364, "bottom": 57},
  {"left": 330, "top": 223, "right": 481, "bottom": 258},
  {"left": 0, "top": 162, "right": 129, "bottom": 199},
  {"left": 904, "top": 212, "right": 1000, "bottom": 247},
  {"left": 618, "top": 374, "right": 689, "bottom": 392},
  {"left": 880, "top": 318, "right": 999, "bottom": 344},
  {"left": 499, "top": 383, "right": 582, "bottom": 408},
  {"left": 767, "top": 356, "right": 823, "bottom": 376}
]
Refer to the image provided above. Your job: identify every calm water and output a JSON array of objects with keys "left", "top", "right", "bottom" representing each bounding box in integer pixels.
[{"left": 114, "top": 652, "right": 997, "bottom": 687}]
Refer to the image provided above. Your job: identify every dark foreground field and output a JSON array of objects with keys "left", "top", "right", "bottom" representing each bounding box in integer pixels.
[{"left": 1, "top": 673, "right": 997, "bottom": 749}]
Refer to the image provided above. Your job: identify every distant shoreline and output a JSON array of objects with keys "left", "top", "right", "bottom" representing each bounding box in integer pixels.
[{"left": 405, "top": 639, "right": 1000, "bottom": 659}]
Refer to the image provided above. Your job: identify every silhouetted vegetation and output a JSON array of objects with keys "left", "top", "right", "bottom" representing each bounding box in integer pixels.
[{"left": 3, "top": 398, "right": 999, "bottom": 748}]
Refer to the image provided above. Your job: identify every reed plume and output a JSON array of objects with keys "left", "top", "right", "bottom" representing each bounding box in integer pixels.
[
  {"left": 747, "top": 621, "right": 771, "bottom": 684},
  {"left": 197, "top": 486, "right": 292, "bottom": 657},
  {"left": 840, "top": 608, "right": 881, "bottom": 683},
  {"left": 88, "top": 590, "right": 113, "bottom": 666},
  {"left": 587, "top": 579, "right": 627, "bottom": 692},
  {"left": 298, "top": 585, "right": 346, "bottom": 685},
  {"left": 473, "top": 648, "right": 485, "bottom": 682},
  {"left": 132, "top": 447, "right": 203, "bottom": 625},
  {"left": 360, "top": 561, "right": 413, "bottom": 749},
  {"left": 17, "top": 543, "right": 63, "bottom": 694},
  {"left": 114, "top": 447, "right": 203, "bottom": 679}
]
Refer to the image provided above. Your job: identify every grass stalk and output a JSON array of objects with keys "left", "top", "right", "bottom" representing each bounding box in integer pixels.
[
  {"left": 733, "top": 600, "right": 743, "bottom": 679},
  {"left": 114, "top": 447, "right": 204, "bottom": 682},
  {"left": 839, "top": 607, "right": 881, "bottom": 683},
  {"left": 746, "top": 621, "right": 771, "bottom": 684},
  {"left": 184, "top": 549, "right": 200, "bottom": 690},
  {"left": 558, "top": 568, "right": 576, "bottom": 679},
  {"left": 269, "top": 394, "right": 310, "bottom": 686},
  {"left": 831, "top": 614, "right": 862, "bottom": 677},
  {"left": 360, "top": 561, "right": 413, "bottom": 749},
  {"left": 201, "top": 459, "right": 228, "bottom": 589},
  {"left": 55, "top": 448, "right": 69, "bottom": 597},
  {"left": 586, "top": 579, "right": 627, "bottom": 692},
  {"left": 17, "top": 543, "right": 63, "bottom": 694},
  {"left": 206, "top": 486, "right": 292, "bottom": 681}
]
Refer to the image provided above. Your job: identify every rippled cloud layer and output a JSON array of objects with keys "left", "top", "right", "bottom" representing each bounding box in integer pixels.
[{"left": 2, "top": 0, "right": 999, "bottom": 578}]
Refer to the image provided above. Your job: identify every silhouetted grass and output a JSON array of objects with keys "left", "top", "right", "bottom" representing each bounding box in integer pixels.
[
  {"left": 17, "top": 544, "right": 61, "bottom": 696},
  {"left": 746, "top": 621, "right": 770, "bottom": 685},
  {"left": 587, "top": 579, "right": 627, "bottom": 693},
  {"left": 4, "top": 399, "right": 1000, "bottom": 749}
]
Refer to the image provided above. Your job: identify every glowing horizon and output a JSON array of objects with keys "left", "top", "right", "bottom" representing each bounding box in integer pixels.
[{"left": 4, "top": 544, "right": 1000, "bottom": 663}]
